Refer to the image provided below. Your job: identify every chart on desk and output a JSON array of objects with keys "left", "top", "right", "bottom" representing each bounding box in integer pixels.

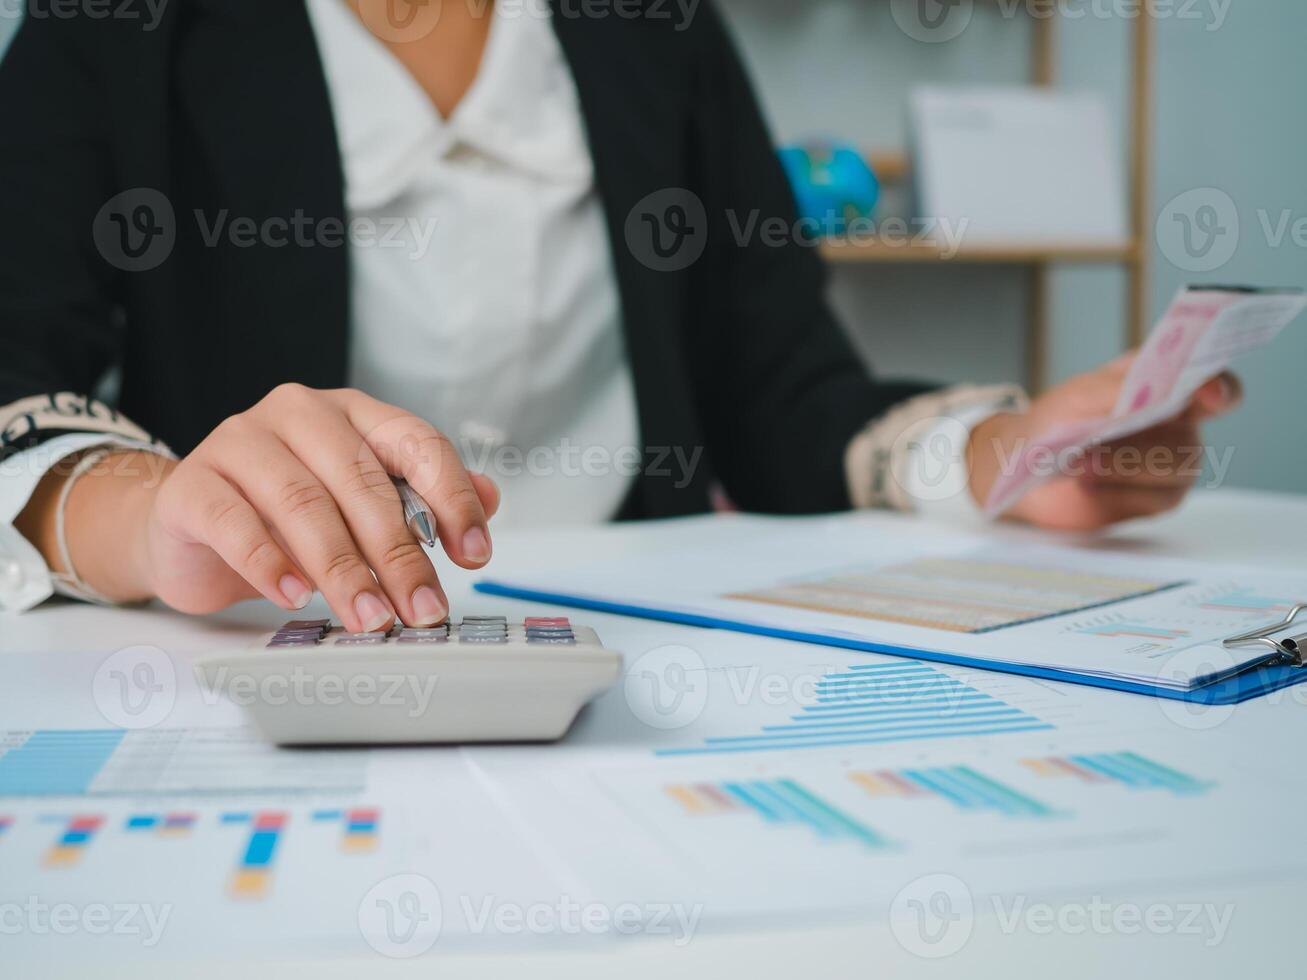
[
  {"left": 0, "top": 723, "right": 582, "bottom": 958},
  {"left": 471, "top": 733, "right": 1298, "bottom": 920}
]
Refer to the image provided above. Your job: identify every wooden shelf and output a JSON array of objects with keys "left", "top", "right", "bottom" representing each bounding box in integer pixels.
[{"left": 819, "top": 238, "right": 1137, "bottom": 265}]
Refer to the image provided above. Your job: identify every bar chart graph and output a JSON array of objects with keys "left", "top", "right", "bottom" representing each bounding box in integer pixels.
[
  {"left": 1195, "top": 589, "right": 1296, "bottom": 616},
  {"left": 0, "top": 730, "right": 126, "bottom": 796},
  {"left": 0, "top": 728, "right": 367, "bottom": 798},
  {"left": 312, "top": 807, "right": 380, "bottom": 852},
  {"left": 850, "top": 766, "right": 1059, "bottom": 818},
  {"left": 1022, "top": 752, "right": 1212, "bottom": 796},
  {"left": 665, "top": 779, "right": 892, "bottom": 849},
  {"left": 1070, "top": 621, "right": 1191, "bottom": 641},
  {"left": 42, "top": 813, "right": 104, "bottom": 867},
  {"left": 222, "top": 811, "right": 286, "bottom": 900},
  {"left": 124, "top": 812, "right": 197, "bottom": 836},
  {"left": 656, "top": 660, "right": 1052, "bottom": 756}
]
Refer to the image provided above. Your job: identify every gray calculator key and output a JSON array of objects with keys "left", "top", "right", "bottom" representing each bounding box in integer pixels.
[
  {"left": 399, "top": 628, "right": 450, "bottom": 641},
  {"left": 527, "top": 635, "right": 576, "bottom": 644},
  {"left": 335, "top": 632, "right": 388, "bottom": 645},
  {"left": 282, "top": 619, "right": 330, "bottom": 632}
]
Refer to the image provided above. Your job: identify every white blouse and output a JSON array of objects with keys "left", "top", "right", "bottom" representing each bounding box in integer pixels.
[{"left": 306, "top": 0, "right": 640, "bottom": 529}]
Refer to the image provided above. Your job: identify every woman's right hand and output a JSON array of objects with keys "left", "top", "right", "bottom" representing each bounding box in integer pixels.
[{"left": 52, "top": 385, "right": 500, "bottom": 631}]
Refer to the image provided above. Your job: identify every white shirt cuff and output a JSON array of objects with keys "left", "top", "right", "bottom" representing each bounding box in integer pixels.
[
  {"left": 0, "top": 434, "right": 175, "bottom": 613},
  {"left": 845, "top": 384, "right": 1028, "bottom": 520}
]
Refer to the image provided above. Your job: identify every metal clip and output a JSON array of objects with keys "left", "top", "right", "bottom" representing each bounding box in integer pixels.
[{"left": 1222, "top": 603, "right": 1307, "bottom": 666}]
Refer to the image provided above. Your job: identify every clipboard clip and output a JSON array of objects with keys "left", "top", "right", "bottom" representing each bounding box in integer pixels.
[{"left": 1223, "top": 603, "right": 1307, "bottom": 667}]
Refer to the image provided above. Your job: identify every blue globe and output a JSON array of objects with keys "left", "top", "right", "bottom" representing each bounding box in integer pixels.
[{"left": 777, "top": 143, "right": 880, "bottom": 237}]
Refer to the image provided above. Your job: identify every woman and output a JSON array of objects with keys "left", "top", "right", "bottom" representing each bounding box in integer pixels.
[{"left": 0, "top": 0, "right": 1238, "bottom": 631}]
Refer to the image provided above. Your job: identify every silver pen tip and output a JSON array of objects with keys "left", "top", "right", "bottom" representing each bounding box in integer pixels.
[{"left": 409, "top": 513, "right": 437, "bottom": 549}]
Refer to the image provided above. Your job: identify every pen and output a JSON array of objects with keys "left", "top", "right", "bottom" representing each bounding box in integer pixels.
[{"left": 393, "top": 477, "right": 437, "bottom": 548}]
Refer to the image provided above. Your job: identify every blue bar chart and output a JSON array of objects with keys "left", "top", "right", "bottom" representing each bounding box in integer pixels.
[
  {"left": 656, "top": 661, "right": 1052, "bottom": 756},
  {"left": 1022, "top": 752, "right": 1212, "bottom": 796},
  {"left": 1196, "top": 589, "right": 1296, "bottom": 615},
  {"left": 665, "top": 779, "right": 892, "bottom": 849},
  {"left": 850, "top": 766, "right": 1059, "bottom": 818},
  {"left": 0, "top": 730, "right": 126, "bottom": 796}
]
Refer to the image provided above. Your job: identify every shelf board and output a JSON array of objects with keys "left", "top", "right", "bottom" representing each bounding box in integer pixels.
[{"left": 819, "top": 238, "right": 1138, "bottom": 265}]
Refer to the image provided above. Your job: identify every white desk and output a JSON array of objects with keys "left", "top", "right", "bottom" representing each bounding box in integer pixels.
[{"left": 5, "top": 488, "right": 1305, "bottom": 979}]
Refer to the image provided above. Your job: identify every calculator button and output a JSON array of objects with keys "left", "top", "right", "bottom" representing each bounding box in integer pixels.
[
  {"left": 525, "top": 617, "right": 570, "bottom": 627},
  {"left": 335, "top": 632, "right": 389, "bottom": 645},
  {"left": 398, "top": 628, "right": 450, "bottom": 642},
  {"left": 527, "top": 635, "right": 576, "bottom": 645},
  {"left": 267, "top": 637, "right": 320, "bottom": 648},
  {"left": 461, "top": 615, "right": 507, "bottom": 625},
  {"left": 281, "top": 619, "right": 330, "bottom": 633},
  {"left": 460, "top": 634, "right": 508, "bottom": 644}
]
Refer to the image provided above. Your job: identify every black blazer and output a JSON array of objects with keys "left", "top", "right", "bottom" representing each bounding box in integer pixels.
[{"left": 0, "top": 0, "right": 931, "bottom": 518}]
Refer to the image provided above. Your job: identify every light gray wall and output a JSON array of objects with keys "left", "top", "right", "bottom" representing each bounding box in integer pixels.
[{"left": 3, "top": 2, "right": 1302, "bottom": 491}]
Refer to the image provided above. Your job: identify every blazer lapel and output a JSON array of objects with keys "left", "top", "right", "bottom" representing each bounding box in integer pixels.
[
  {"left": 549, "top": 7, "right": 709, "bottom": 514},
  {"left": 171, "top": 0, "right": 351, "bottom": 384}
]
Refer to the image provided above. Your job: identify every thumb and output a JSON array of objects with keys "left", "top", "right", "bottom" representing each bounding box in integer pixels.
[{"left": 1188, "top": 371, "right": 1243, "bottom": 421}]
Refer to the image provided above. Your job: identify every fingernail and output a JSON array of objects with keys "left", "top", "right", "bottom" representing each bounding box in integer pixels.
[
  {"left": 462, "top": 527, "right": 491, "bottom": 563},
  {"left": 355, "top": 592, "right": 393, "bottom": 633},
  {"left": 411, "top": 586, "right": 446, "bottom": 626},
  {"left": 279, "top": 574, "right": 313, "bottom": 610}
]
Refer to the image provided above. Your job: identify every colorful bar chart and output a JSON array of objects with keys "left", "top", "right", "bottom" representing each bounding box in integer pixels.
[
  {"left": 0, "top": 730, "right": 126, "bottom": 796},
  {"left": 851, "top": 766, "right": 1058, "bottom": 818},
  {"left": 1022, "top": 752, "right": 1212, "bottom": 796},
  {"left": 1197, "top": 590, "right": 1295, "bottom": 615},
  {"left": 312, "top": 807, "right": 380, "bottom": 852},
  {"left": 125, "top": 812, "right": 197, "bottom": 836},
  {"left": 43, "top": 814, "right": 104, "bottom": 867},
  {"left": 656, "top": 661, "right": 1051, "bottom": 756},
  {"left": 666, "top": 779, "right": 892, "bottom": 849},
  {"left": 222, "top": 811, "right": 286, "bottom": 899},
  {"left": 1072, "top": 621, "right": 1190, "bottom": 641}
]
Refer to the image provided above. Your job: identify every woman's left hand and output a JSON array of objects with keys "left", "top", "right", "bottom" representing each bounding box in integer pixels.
[{"left": 967, "top": 355, "right": 1243, "bottom": 530}]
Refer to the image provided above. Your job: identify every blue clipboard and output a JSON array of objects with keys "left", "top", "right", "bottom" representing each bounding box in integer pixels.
[{"left": 475, "top": 580, "right": 1307, "bottom": 706}]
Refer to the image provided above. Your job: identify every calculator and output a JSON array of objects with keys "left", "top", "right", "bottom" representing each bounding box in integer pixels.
[{"left": 198, "top": 615, "right": 621, "bottom": 745}]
